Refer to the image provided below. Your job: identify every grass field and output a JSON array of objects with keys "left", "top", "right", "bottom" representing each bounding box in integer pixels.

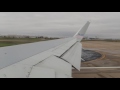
[
  {"left": 0, "top": 38, "right": 120, "bottom": 48},
  {"left": 0, "top": 38, "right": 56, "bottom": 47}
]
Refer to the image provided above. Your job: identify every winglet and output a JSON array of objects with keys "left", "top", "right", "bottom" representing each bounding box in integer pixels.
[{"left": 74, "top": 21, "right": 90, "bottom": 41}]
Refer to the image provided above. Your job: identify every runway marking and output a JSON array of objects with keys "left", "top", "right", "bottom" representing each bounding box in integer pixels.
[
  {"left": 81, "top": 67, "right": 120, "bottom": 69},
  {"left": 92, "top": 50, "right": 106, "bottom": 60},
  {"left": 113, "top": 55, "right": 120, "bottom": 57}
]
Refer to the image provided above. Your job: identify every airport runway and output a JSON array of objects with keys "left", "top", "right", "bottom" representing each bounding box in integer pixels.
[{"left": 72, "top": 41, "right": 120, "bottom": 78}]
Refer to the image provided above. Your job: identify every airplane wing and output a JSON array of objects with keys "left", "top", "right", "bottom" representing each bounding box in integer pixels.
[{"left": 0, "top": 21, "right": 90, "bottom": 78}]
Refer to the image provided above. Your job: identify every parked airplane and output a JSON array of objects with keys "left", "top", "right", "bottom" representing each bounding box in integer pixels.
[{"left": 0, "top": 21, "right": 90, "bottom": 78}]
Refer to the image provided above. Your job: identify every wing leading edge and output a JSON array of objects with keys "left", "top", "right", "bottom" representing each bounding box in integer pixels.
[{"left": 0, "top": 21, "right": 90, "bottom": 78}]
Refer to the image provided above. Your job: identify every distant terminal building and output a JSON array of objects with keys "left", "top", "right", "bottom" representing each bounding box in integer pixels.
[{"left": 0, "top": 35, "right": 60, "bottom": 40}]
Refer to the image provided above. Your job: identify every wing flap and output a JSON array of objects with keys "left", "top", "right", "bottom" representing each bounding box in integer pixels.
[
  {"left": 29, "top": 67, "right": 56, "bottom": 78},
  {"left": 61, "top": 42, "right": 82, "bottom": 71},
  {"left": 19, "top": 51, "right": 52, "bottom": 66},
  {"left": 35, "top": 56, "right": 72, "bottom": 76},
  {"left": 52, "top": 38, "right": 77, "bottom": 56},
  {"left": 55, "top": 72, "right": 72, "bottom": 78},
  {"left": 0, "top": 63, "right": 32, "bottom": 78}
]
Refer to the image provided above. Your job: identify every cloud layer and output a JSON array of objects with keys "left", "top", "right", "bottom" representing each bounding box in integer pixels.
[{"left": 0, "top": 12, "right": 120, "bottom": 39}]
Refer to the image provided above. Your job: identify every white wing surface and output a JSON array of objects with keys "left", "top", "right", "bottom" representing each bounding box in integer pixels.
[{"left": 0, "top": 21, "right": 90, "bottom": 78}]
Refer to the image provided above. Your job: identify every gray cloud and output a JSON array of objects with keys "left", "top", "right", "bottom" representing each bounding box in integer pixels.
[{"left": 0, "top": 12, "right": 120, "bottom": 39}]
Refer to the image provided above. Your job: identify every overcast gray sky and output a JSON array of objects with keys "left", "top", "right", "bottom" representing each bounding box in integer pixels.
[{"left": 0, "top": 12, "right": 120, "bottom": 39}]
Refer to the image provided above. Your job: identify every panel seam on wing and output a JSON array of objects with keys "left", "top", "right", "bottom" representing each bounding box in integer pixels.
[{"left": 59, "top": 41, "right": 78, "bottom": 58}]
